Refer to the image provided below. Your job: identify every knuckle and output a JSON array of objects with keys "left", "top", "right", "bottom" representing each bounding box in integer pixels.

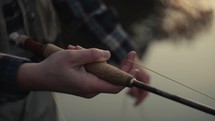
[
  {"left": 63, "top": 50, "right": 74, "bottom": 57},
  {"left": 83, "top": 95, "right": 94, "bottom": 99},
  {"left": 83, "top": 94, "right": 97, "bottom": 99},
  {"left": 112, "top": 90, "right": 120, "bottom": 94},
  {"left": 90, "top": 48, "right": 101, "bottom": 59},
  {"left": 111, "top": 88, "right": 123, "bottom": 94}
]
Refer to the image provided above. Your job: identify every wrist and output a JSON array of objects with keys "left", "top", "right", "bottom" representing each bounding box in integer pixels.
[{"left": 17, "top": 62, "right": 41, "bottom": 91}]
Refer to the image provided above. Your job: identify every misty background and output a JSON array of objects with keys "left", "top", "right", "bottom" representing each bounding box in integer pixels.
[{"left": 55, "top": 1, "right": 215, "bottom": 121}]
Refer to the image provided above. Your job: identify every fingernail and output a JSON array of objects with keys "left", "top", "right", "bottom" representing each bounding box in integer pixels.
[
  {"left": 68, "top": 45, "right": 75, "bottom": 49},
  {"left": 103, "top": 50, "right": 110, "bottom": 59},
  {"left": 132, "top": 69, "right": 139, "bottom": 77},
  {"left": 75, "top": 45, "right": 84, "bottom": 49}
]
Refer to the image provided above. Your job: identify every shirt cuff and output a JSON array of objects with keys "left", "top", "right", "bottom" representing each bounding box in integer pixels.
[{"left": 0, "top": 54, "right": 30, "bottom": 103}]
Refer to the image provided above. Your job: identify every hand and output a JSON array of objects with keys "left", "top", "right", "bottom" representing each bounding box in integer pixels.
[
  {"left": 17, "top": 47, "right": 125, "bottom": 98},
  {"left": 120, "top": 51, "right": 150, "bottom": 106}
]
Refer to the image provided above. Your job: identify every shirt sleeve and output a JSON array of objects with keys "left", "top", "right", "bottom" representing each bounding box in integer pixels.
[
  {"left": 0, "top": 53, "right": 30, "bottom": 103},
  {"left": 52, "top": 0, "right": 135, "bottom": 64}
]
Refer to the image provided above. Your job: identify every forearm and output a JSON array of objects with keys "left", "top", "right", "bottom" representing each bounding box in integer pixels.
[{"left": 17, "top": 62, "right": 59, "bottom": 92}]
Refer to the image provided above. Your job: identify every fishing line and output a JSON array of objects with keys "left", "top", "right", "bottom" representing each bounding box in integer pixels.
[{"left": 127, "top": 60, "right": 215, "bottom": 101}]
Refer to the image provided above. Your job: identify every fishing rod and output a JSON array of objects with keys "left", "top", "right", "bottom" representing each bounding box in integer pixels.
[{"left": 9, "top": 32, "right": 215, "bottom": 116}]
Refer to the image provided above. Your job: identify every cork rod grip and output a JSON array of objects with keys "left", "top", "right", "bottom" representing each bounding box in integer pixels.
[
  {"left": 85, "top": 63, "right": 134, "bottom": 86},
  {"left": 45, "top": 44, "right": 134, "bottom": 86}
]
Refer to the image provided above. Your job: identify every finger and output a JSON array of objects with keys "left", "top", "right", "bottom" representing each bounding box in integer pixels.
[
  {"left": 67, "top": 45, "right": 76, "bottom": 50},
  {"left": 67, "top": 45, "right": 84, "bottom": 50},
  {"left": 75, "top": 45, "right": 84, "bottom": 50},
  {"left": 120, "top": 51, "right": 136, "bottom": 72},
  {"left": 134, "top": 91, "right": 148, "bottom": 106},
  {"left": 134, "top": 70, "right": 149, "bottom": 106},
  {"left": 125, "top": 69, "right": 149, "bottom": 106},
  {"left": 127, "top": 87, "right": 139, "bottom": 98},
  {"left": 83, "top": 93, "right": 99, "bottom": 98},
  {"left": 69, "top": 48, "right": 111, "bottom": 65},
  {"left": 137, "top": 68, "right": 150, "bottom": 84},
  {"left": 126, "top": 69, "right": 139, "bottom": 97}
]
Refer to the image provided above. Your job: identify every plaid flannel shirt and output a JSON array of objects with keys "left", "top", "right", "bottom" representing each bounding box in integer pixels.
[
  {"left": 52, "top": 0, "right": 135, "bottom": 63},
  {"left": 0, "top": 0, "right": 135, "bottom": 103}
]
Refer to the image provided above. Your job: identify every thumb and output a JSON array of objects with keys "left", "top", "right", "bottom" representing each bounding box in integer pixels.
[
  {"left": 71, "top": 48, "right": 111, "bottom": 65},
  {"left": 120, "top": 51, "right": 136, "bottom": 72}
]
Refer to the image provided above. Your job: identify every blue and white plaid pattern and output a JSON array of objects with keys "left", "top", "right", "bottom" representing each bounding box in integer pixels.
[{"left": 53, "top": 0, "right": 135, "bottom": 63}]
